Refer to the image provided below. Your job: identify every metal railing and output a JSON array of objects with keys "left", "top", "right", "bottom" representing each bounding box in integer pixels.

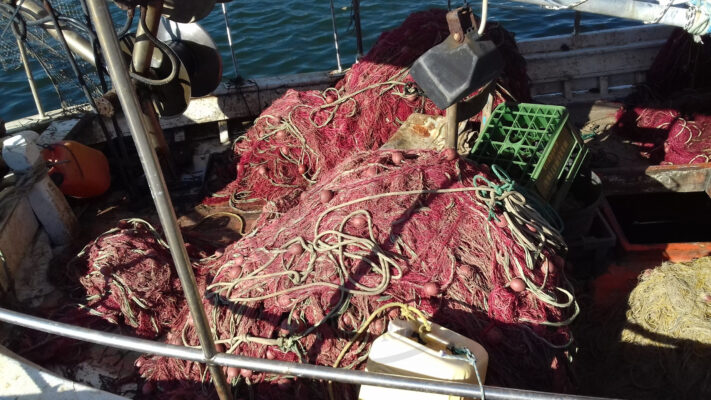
[{"left": 0, "top": 307, "right": 612, "bottom": 400}]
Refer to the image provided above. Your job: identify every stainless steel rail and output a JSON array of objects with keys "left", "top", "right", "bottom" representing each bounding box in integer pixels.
[
  {"left": 329, "top": 0, "right": 343, "bottom": 72},
  {"left": 352, "top": 0, "right": 363, "bottom": 59},
  {"left": 15, "top": 36, "right": 44, "bottom": 118},
  {"left": 0, "top": 307, "right": 614, "bottom": 400},
  {"left": 221, "top": 2, "right": 239, "bottom": 78},
  {"left": 85, "top": 1, "right": 231, "bottom": 399},
  {"left": 18, "top": 0, "right": 96, "bottom": 65}
]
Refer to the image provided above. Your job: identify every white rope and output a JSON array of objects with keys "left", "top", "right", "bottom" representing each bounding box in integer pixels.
[{"left": 478, "top": 0, "right": 489, "bottom": 35}]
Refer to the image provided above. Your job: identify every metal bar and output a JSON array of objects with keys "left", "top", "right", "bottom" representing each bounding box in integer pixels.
[
  {"left": 446, "top": 103, "right": 458, "bottom": 149},
  {"left": 573, "top": 11, "right": 581, "bottom": 36},
  {"left": 221, "top": 2, "right": 239, "bottom": 78},
  {"left": 77, "top": 0, "right": 136, "bottom": 199},
  {"left": 85, "top": 2, "right": 230, "bottom": 400},
  {"left": 132, "top": 4, "right": 173, "bottom": 176},
  {"left": 509, "top": 0, "right": 701, "bottom": 31},
  {"left": 132, "top": 3, "right": 161, "bottom": 75},
  {"left": 18, "top": 0, "right": 96, "bottom": 65},
  {"left": 15, "top": 37, "right": 44, "bottom": 118},
  {"left": 0, "top": 307, "right": 613, "bottom": 400},
  {"left": 352, "top": 0, "right": 363, "bottom": 59},
  {"left": 329, "top": 0, "right": 343, "bottom": 72}
]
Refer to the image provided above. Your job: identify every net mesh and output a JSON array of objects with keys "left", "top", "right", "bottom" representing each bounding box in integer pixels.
[
  {"left": 66, "top": 150, "right": 577, "bottom": 399},
  {"left": 0, "top": 0, "right": 103, "bottom": 109}
]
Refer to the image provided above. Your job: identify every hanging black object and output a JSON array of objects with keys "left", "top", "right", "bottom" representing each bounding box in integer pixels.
[
  {"left": 157, "top": 19, "right": 223, "bottom": 98},
  {"left": 409, "top": 7, "right": 503, "bottom": 110}
]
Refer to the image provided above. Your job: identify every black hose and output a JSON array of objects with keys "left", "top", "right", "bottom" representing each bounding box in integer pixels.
[
  {"left": 128, "top": 6, "right": 179, "bottom": 87},
  {"left": 117, "top": 7, "right": 134, "bottom": 39}
]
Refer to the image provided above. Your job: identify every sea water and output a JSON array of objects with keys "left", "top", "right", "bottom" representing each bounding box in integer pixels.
[{"left": 0, "top": 1, "right": 633, "bottom": 122}]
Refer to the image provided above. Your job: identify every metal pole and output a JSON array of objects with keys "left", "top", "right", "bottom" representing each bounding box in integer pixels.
[
  {"left": 16, "top": 37, "right": 44, "bottom": 118},
  {"left": 18, "top": 0, "right": 96, "bottom": 65},
  {"left": 132, "top": 3, "right": 173, "bottom": 176},
  {"left": 352, "top": 0, "right": 363, "bottom": 60},
  {"left": 85, "top": 2, "right": 230, "bottom": 400},
  {"left": 446, "top": 104, "right": 458, "bottom": 150},
  {"left": 329, "top": 0, "right": 343, "bottom": 72},
  {"left": 221, "top": 2, "right": 239, "bottom": 78},
  {"left": 132, "top": 3, "right": 161, "bottom": 75},
  {"left": 0, "top": 307, "right": 615, "bottom": 400},
  {"left": 509, "top": 0, "right": 704, "bottom": 31}
]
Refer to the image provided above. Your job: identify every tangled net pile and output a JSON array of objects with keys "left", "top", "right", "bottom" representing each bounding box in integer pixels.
[
  {"left": 137, "top": 150, "right": 576, "bottom": 399},
  {"left": 206, "top": 9, "right": 530, "bottom": 212},
  {"left": 613, "top": 29, "right": 711, "bottom": 165},
  {"left": 617, "top": 258, "right": 711, "bottom": 399},
  {"left": 578, "top": 258, "right": 711, "bottom": 400},
  {"left": 71, "top": 219, "right": 216, "bottom": 339},
  {"left": 613, "top": 107, "right": 711, "bottom": 164}
]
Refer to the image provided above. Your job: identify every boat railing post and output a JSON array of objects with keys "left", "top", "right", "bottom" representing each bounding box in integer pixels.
[
  {"left": 221, "top": 2, "right": 240, "bottom": 79},
  {"left": 329, "top": 0, "right": 343, "bottom": 73},
  {"left": 131, "top": 3, "right": 173, "bottom": 175},
  {"left": 15, "top": 36, "right": 45, "bottom": 119},
  {"left": 352, "top": 0, "right": 363, "bottom": 60},
  {"left": 85, "top": 1, "right": 231, "bottom": 399}
]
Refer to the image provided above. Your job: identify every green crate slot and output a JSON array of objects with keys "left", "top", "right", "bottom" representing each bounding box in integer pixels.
[{"left": 468, "top": 102, "right": 588, "bottom": 208}]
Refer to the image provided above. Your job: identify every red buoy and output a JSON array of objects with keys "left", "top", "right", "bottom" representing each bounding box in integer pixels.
[
  {"left": 443, "top": 148, "right": 458, "bottom": 161},
  {"left": 509, "top": 278, "right": 526, "bottom": 292},
  {"left": 392, "top": 151, "right": 404, "bottom": 165},
  {"left": 319, "top": 189, "right": 333, "bottom": 203},
  {"left": 423, "top": 282, "right": 439, "bottom": 296}
]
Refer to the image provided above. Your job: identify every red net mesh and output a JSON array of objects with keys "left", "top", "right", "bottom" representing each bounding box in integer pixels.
[
  {"left": 613, "top": 107, "right": 711, "bottom": 164},
  {"left": 134, "top": 150, "right": 574, "bottom": 399},
  {"left": 205, "top": 9, "right": 530, "bottom": 212},
  {"left": 73, "top": 219, "right": 214, "bottom": 339},
  {"left": 613, "top": 29, "right": 711, "bottom": 165}
]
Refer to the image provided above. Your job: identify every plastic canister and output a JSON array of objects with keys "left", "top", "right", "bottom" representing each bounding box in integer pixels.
[
  {"left": 41, "top": 140, "right": 110, "bottom": 198},
  {"left": 358, "top": 319, "right": 488, "bottom": 400}
]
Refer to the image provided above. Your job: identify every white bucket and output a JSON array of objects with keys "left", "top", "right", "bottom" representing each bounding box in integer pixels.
[{"left": 359, "top": 319, "right": 488, "bottom": 400}]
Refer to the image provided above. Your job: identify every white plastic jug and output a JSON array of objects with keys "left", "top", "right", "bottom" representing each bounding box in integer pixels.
[{"left": 358, "top": 319, "right": 488, "bottom": 400}]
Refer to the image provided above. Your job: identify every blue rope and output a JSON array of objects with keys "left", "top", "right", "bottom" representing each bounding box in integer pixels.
[
  {"left": 472, "top": 165, "right": 515, "bottom": 221},
  {"left": 448, "top": 346, "right": 486, "bottom": 400},
  {"left": 472, "top": 164, "right": 564, "bottom": 232}
]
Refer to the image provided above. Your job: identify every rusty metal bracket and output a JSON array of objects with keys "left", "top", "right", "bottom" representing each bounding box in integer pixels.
[{"left": 446, "top": 6, "right": 478, "bottom": 43}]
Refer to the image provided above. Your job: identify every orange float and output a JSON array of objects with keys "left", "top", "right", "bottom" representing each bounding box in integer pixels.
[{"left": 42, "top": 140, "right": 111, "bottom": 198}]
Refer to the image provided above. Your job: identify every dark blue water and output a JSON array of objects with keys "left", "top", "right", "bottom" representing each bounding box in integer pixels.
[{"left": 1, "top": 1, "right": 632, "bottom": 122}]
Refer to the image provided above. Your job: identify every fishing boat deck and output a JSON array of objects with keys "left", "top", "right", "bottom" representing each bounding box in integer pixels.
[{"left": 1, "top": 11, "right": 710, "bottom": 399}]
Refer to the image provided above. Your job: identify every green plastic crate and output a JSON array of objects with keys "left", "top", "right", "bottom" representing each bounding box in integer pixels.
[{"left": 468, "top": 102, "right": 588, "bottom": 208}]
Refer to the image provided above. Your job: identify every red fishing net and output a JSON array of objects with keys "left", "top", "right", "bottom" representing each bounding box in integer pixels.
[
  {"left": 613, "top": 29, "right": 711, "bottom": 165},
  {"left": 613, "top": 107, "right": 711, "bottom": 164},
  {"left": 205, "top": 10, "right": 530, "bottom": 212},
  {"left": 73, "top": 219, "right": 214, "bottom": 339},
  {"left": 136, "top": 150, "right": 575, "bottom": 399}
]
